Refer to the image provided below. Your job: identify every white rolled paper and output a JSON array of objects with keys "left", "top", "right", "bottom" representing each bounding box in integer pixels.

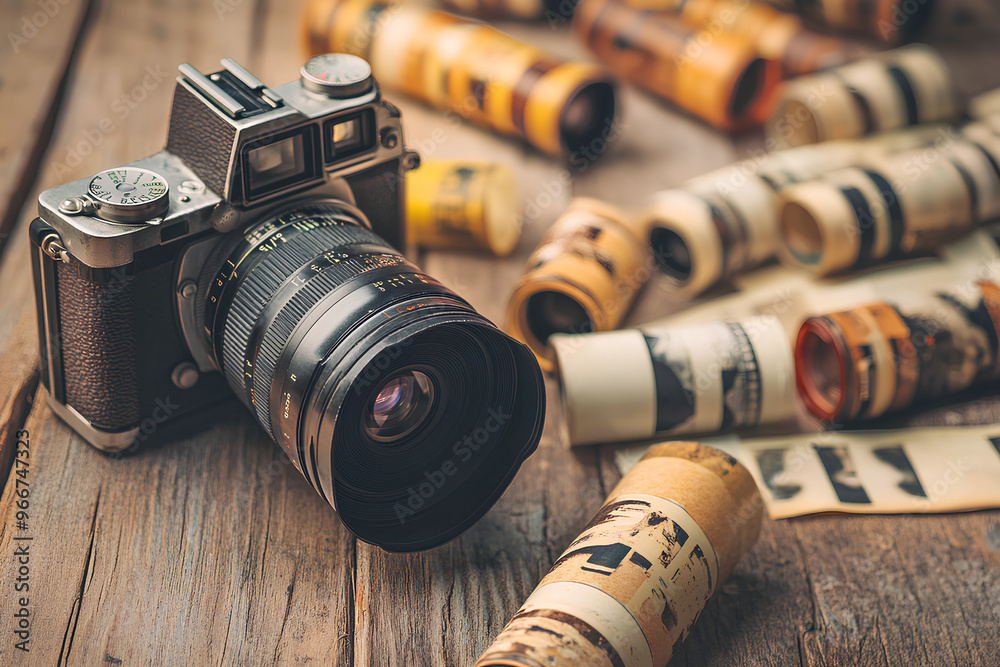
[{"left": 553, "top": 315, "right": 796, "bottom": 446}]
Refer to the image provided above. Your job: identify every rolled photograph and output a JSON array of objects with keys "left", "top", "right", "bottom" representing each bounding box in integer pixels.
[
  {"left": 640, "top": 123, "right": 949, "bottom": 296},
  {"left": 764, "top": 0, "right": 935, "bottom": 44},
  {"left": 302, "top": 0, "right": 619, "bottom": 158},
  {"left": 438, "top": 0, "right": 575, "bottom": 20},
  {"left": 796, "top": 280, "right": 1000, "bottom": 423},
  {"left": 777, "top": 130, "right": 1000, "bottom": 275},
  {"left": 406, "top": 160, "right": 523, "bottom": 256},
  {"left": 553, "top": 315, "right": 796, "bottom": 446},
  {"left": 573, "top": 0, "right": 781, "bottom": 129},
  {"left": 767, "top": 44, "right": 956, "bottom": 148},
  {"left": 624, "top": 0, "right": 852, "bottom": 77},
  {"left": 506, "top": 198, "right": 649, "bottom": 372},
  {"left": 475, "top": 441, "right": 763, "bottom": 667}
]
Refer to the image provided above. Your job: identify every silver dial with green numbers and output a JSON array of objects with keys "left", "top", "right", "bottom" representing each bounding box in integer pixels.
[{"left": 87, "top": 167, "right": 169, "bottom": 223}]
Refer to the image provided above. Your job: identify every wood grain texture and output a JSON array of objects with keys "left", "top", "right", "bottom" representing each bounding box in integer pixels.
[
  {"left": 0, "top": 0, "right": 999, "bottom": 666},
  {"left": 0, "top": 0, "right": 92, "bottom": 258}
]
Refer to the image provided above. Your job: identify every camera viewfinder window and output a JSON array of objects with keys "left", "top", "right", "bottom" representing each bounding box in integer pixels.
[
  {"left": 324, "top": 109, "right": 374, "bottom": 163},
  {"left": 249, "top": 136, "right": 304, "bottom": 188},
  {"left": 243, "top": 125, "right": 319, "bottom": 200}
]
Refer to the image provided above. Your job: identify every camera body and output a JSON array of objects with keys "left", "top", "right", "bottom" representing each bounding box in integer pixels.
[{"left": 31, "top": 55, "right": 419, "bottom": 452}]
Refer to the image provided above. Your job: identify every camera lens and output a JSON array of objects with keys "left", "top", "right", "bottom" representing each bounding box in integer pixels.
[
  {"left": 365, "top": 369, "right": 436, "bottom": 443},
  {"left": 201, "top": 202, "right": 545, "bottom": 552}
]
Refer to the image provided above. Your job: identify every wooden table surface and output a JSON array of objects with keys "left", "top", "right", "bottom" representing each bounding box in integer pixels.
[{"left": 2, "top": 0, "right": 1000, "bottom": 665}]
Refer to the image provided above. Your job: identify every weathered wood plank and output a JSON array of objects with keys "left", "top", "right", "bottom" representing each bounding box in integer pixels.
[
  {"left": 794, "top": 512, "right": 1000, "bottom": 667},
  {"left": 0, "top": 0, "right": 92, "bottom": 258},
  {"left": 0, "top": 313, "right": 40, "bottom": 491},
  {"left": 57, "top": 403, "right": 356, "bottom": 666}
]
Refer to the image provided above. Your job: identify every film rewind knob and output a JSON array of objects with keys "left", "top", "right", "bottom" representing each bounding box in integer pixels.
[{"left": 300, "top": 53, "right": 374, "bottom": 98}]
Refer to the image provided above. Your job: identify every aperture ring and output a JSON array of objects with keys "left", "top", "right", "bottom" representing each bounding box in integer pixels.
[
  {"left": 218, "top": 212, "right": 391, "bottom": 400},
  {"left": 248, "top": 248, "right": 416, "bottom": 438}
]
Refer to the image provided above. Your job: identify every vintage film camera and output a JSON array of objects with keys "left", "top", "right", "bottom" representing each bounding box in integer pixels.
[{"left": 30, "top": 55, "right": 545, "bottom": 552}]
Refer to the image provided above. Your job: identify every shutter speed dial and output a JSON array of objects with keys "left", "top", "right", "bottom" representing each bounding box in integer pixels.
[{"left": 86, "top": 167, "right": 170, "bottom": 223}]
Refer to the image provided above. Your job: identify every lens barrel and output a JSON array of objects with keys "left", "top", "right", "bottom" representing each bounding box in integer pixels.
[{"left": 202, "top": 202, "right": 545, "bottom": 552}]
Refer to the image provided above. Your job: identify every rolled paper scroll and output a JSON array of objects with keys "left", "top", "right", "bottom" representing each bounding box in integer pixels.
[
  {"left": 506, "top": 198, "right": 648, "bottom": 372},
  {"left": 475, "top": 441, "right": 764, "bottom": 667},
  {"left": 969, "top": 87, "right": 1000, "bottom": 121},
  {"left": 573, "top": 0, "right": 781, "bottom": 129},
  {"left": 553, "top": 315, "right": 795, "bottom": 446},
  {"left": 438, "top": 0, "right": 574, "bottom": 20},
  {"left": 640, "top": 123, "right": 951, "bottom": 296},
  {"left": 767, "top": 44, "right": 957, "bottom": 148},
  {"left": 406, "top": 160, "right": 522, "bottom": 256},
  {"left": 778, "top": 130, "right": 1000, "bottom": 275},
  {"left": 765, "top": 0, "right": 936, "bottom": 45},
  {"left": 796, "top": 279, "right": 1000, "bottom": 423},
  {"left": 622, "top": 0, "right": 853, "bottom": 77},
  {"left": 640, "top": 162, "right": 790, "bottom": 297},
  {"left": 301, "top": 0, "right": 619, "bottom": 158}
]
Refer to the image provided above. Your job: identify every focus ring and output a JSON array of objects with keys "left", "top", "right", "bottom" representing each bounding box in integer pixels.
[
  {"left": 220, "top": 216, "right": 390, "bottom": 401},
  {"left": 251, "top": 253, "right": 409, "bottom": 438}
]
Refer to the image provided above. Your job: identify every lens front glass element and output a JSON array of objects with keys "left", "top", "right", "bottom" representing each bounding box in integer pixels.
[{"left": 365, "top": 369, "right": 437, "bottom": 443}]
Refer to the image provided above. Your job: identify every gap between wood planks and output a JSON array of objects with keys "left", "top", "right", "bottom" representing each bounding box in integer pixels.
[
  {"left": 57, "top": 487, "right": 99, "bottom": 665},
  {"left": 0, "top": 367, "right": 39, "bottom": 493}
]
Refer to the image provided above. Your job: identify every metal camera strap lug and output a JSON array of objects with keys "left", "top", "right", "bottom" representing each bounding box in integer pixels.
[{"left": 40, "top": 232, "right": 70, "bottom": 263}]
